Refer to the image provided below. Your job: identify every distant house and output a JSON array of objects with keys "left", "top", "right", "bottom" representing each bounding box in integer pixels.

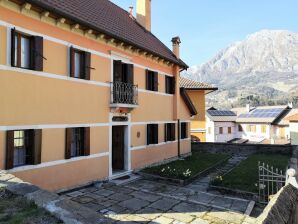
[
  {"left": 180, "top": 78, "right": 217, "bottom": 142},
  {"left": 234, "top": 105, "right": 296, "bottom": 143},
  {"left": 205, "top": 109, "right": 237, "bottom": 143},
  {"left": 288, "top": 114, "right": 298, "bottom": 145}
]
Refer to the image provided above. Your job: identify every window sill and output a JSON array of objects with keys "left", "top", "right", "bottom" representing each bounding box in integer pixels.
[{"left": 110, "top": 103, "right": 138, "bottom": 109}]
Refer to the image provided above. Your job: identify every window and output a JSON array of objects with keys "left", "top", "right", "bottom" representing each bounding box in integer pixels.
[
  {"left": 11, "top": 29, "right": 44, "bottom": 71},
  {"left": 165, "top": 76, "right": 175, "bottom": 94},
  {"left": 247, "top": 125, "right": 256, "bottom": 132},
  {"left": 165, "top": 123, "right": 176, "bottom": 142},
  {"left": 180, "top": 122, "right": 188, "bottom": 139},
  {"left": 261, "top": 125, "right": 267, "bottom": 134},
  {"left": 147, "top": 124, "right": 158, "bottom": 145},
  {"left": 238, "top": 125, "right": 243, "bottom": 132},
  {"left": 228, "top": 127, "right": 232, "bottom": 134},
  {"left": 5, "top": 129, "right": 42, "bottom": 169},
  {"left": 246, "top": 125, "right": 251, "bottom": 132},
  {"left": 251, "top": 125, "right": 256, "bottom": 133},
  {"left": 65, "top": 128, "right": 90, "bottom": 159},
  {"left": 219, "top": 127, "right": 223, "bottom": 134},
  {"left": 70, "top": 47, "right": 91, "bottom": 80},
  {"left": 113, "top": 60, "right": 134, "bottom": 84},
  {"left": 146, "top": 70, "right": 158, "bottom": 91}
]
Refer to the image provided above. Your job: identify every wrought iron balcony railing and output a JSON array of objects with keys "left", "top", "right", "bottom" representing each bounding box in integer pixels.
[{"left": 110, "top": 81, "right": 138, "bottom": 107}]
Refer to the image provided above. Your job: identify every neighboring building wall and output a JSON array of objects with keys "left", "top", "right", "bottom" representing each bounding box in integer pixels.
[
  {"left": 213, "top": 122, "right": 237, "bottom": 143},
  {"left": 187, "top": 90, "right": 206, "bottom": 142},
  {"left": 206, "top": 117, "right": 215, "bottom": 142},
  {"left": 0, "top": 5, "right": 191, "bottom": 191},
  {"left": 290, "top": 122, "right": 298, "bottom": 145},
  {"left": 239, "top": 123, "right": 271, "bottom": 142}
]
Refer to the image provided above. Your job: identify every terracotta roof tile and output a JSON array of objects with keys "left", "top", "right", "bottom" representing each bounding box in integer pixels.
[
  {"left": 180, "top": 77, "right": 217, "bottom": 90},
  {"left": 26, "top": 0, "right": 187, "bottom": 68}
]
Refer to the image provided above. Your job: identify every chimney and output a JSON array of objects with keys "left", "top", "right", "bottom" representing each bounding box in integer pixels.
[
  {"left": 171, "top": 36, "right": 181, "bottom": 58},
  {"left": 136, "top": 0, "right": 151, "bottom": 31},
  {"left": 246, "top": 104, "right": 250, "bottom": 113},
  {"left": 129, "top": 6, "right": 134, "bottom": 18}
]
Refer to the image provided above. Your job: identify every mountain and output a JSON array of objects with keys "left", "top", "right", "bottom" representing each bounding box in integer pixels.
[{"left": 184, "top": 30, "right": 298, "bottom": 108}]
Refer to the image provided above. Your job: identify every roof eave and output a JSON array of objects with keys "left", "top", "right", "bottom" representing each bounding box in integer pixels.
[{"left": 26, "top": 0, "right": 188, "bottom": 68}]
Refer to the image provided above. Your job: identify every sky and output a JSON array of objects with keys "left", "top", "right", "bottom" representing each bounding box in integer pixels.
[{"left": 111, "top": 0, "right": 298, "bottom": 66}]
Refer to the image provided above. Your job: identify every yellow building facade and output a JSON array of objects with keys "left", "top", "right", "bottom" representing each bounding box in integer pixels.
[{"left": 0, "top": 0, "right": 193, "bottom": 191}]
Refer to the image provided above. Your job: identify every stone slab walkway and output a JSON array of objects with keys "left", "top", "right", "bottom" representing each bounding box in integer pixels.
[{"left": 62, "top": 175, "right": 255, "bottom": 223}]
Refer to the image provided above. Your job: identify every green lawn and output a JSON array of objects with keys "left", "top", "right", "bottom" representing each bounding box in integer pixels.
[
  {"left": 211, "top": 153, "right": 291, "bottom": 193},
  {"left": 142, "top": 152, "right": 230, "bottom": 180},
  {"left": 0, "top": 188, "right": 62, "bottom": 224}
]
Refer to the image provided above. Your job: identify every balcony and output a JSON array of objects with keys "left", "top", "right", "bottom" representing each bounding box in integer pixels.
[{"left": 110, "top": 81, "right": 138, "bottom": 108}]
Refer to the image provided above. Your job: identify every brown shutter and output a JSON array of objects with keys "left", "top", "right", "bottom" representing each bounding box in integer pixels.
[
  {"left": 84, "top": 127, "right": 90, "bottom": 156},
  {"left": 5, "top": 131, "right": 14, "bottom": 170},
  {"left": 153, "top": 72, "right": 158, "bottom": 91},
  {"left": 113, "top": 60, "right": 122, "bottom": 82},
  {"left": 32, "top": 36, "right": 44, "bottom": 71},
  {"left": 84, "top": 51, "right": 91, "bottom": 80},
  {"left": 171, "top": 124, "right": 176, "bottom": 141},
  {"left": 147, "top": 124, "right": 152, "bottom": 145},
  {"left": 33, "top": 129, "right": 42, "bottom": 164},
  {"left": 11, "top": 28, "right": 16, "bottom": 67},
  {"left": 171, "top": 77, "right": 176, "bottom": 94},
  {"left": 154, "top": 124, "right": 159, "bottom": 144},
  {"left": 65, "top": 128, "right": 73, "bottom": 159},
  {"left": 26, "top": 130, "right": 35, "bottom": 164},
  {"left": 126, "top": 64, "right": 134, "bottom": 84},
  {"left": 164, "top": 124, "right": 168, "bottom": 142},
  {"left": 69, "top": 47, "right": 75, "bottom": 77},
  {"left": 145, "top": 69, "right": 150, "bottom": 90}
]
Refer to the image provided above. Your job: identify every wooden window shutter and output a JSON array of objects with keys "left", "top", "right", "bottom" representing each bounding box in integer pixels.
[
  {"left": 171, "top": 124, "right": 176, "bottom": 141},
  {"left": 147, "top": 124, "right": 152, "bottom": 145},
  {"left": 65, "top": 128, "right": 73, "bottom": 159},
  {"left": 26, "top": 130, "right": 35, "bottom": 164},
  {"left": 126, "top": 64, "right": 134, "bottom": 84},
  {"left": 145, "top": 69, "right": 150, "bottom": 90},
  {"left": 154, "top": 124, "right": 159, "bottom": 144},
  {"left": 113, "top": 60, "right": 122, "bottom": 82},
  {"left": 84, "top": 51, "right": 91, "bottom": 80},
  {"left": 5, "top": 131, "right": 14, "bottom": 170},
  {"left": 164, "top": 124, "right": 167, "bottom": 142},
  {"left": 171, "top": 77, "right": 176, "bottom": 94},
  {"left": 84, "top": 127, "right": 90, "bottom": 156},
  {"left": 69, "top": 47, "right": 75, "bottom": 77},
  {"left": 153, "top": 72, "right": 158, "bottom": 91},
  {"left": 33, "top": 129, "right": 42, "bottom": 165},
  {"left": 11, "top": 28, "right": 16, "bottom": 67},
  {"left": 31, "top": 36, "right": 44, "bottom": 71}
]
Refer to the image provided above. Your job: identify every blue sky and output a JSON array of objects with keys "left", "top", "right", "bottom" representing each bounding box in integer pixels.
[{"left": 111, "top": 0, "right": 298, "bottom": 66}]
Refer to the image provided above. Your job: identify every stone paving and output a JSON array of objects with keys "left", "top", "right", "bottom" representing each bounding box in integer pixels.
[{"left": 63, "top": 167, "right": 255, "bottom": 224}]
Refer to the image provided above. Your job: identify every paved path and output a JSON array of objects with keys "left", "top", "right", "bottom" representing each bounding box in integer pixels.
[{"left": 61, "top": 156, "right": 256, "bottom": 223}]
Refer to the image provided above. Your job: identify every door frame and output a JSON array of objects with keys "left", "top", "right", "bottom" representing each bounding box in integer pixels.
[{"left": 109, "top": 113, "right": 131, "bottom": 178}]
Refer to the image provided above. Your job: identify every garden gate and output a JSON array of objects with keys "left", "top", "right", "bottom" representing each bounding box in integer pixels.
[{"left": 258, "top": 161, "right": 286, "bottom": 204}]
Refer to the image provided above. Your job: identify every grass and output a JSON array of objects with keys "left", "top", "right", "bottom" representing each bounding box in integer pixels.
[
  {"left": 0, "top": 188, "right": 62, "bottom": 224},
  {"left": 142, "top": 152, "right": 230, "bottom": 180},
  {"left": 211, "top": 153, "right": 291, "bottom": 193}
]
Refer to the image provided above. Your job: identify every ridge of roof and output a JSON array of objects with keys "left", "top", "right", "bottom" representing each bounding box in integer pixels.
[{"left": 25, "top": 0, "right": 188, "bottom": 68}]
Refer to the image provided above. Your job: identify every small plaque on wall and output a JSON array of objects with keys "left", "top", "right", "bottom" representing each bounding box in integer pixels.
[{"left": 112, "top": 116, "right": 128, "bottom": 122}]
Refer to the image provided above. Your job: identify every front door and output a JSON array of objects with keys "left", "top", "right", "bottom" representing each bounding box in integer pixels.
[{"left": 112, "top": 126, "right": 125, "bottom": 171}]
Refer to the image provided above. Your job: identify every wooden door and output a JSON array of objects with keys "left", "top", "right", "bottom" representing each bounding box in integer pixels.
[{"left": 112, "top": 126, "right": 125, "bottom": 171}]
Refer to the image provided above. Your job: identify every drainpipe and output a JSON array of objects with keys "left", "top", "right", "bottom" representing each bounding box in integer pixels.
[{"left": 178, "top": 119, "right": 181, "bottom": 157}]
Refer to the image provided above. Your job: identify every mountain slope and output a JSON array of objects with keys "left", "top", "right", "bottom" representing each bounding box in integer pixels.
[{"left": 184, "top": 30, "right": 298, "bottom": 108}]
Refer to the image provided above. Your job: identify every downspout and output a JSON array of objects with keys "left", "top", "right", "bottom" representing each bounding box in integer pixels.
[{"left": 178, "top": 119, "right": 181, "bottom": 158}]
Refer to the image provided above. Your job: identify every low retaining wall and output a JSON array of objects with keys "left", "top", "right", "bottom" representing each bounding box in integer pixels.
[{"left": 192, "top": 142, "right": 292, "bottom": 155}]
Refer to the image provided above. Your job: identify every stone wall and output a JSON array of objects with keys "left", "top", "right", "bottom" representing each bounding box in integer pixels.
[
  {"left": 192, "top": 142, "right": 292, "bottom": 156},
  {"left": 256, "top": 183, "right": 298, "bottom": 224}
]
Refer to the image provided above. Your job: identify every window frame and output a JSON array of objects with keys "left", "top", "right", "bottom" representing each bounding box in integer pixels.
[
  {"left": 238, "top": 125, "right": 243, "bottom": 132},
  {"left": 146, "top": 70, "right": 158, "bottom": 91},
  {"left": 165, "top": 123, "right": 176, "bottom": 142},
  {"left": 219, "top": 127, "right": 223, "bottom": 134},
  {"left": 12, "top": 31, "right": 32, "bottom": 69},
  {"left": 72, "top": 48, "right": 85, "bottom": 79},
  {"left": 228, "top": 127, "right": 232, "bottom": 134}
]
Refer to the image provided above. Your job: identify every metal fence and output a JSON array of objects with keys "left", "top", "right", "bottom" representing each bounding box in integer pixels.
[
  {"left": 258, "top": 161, "right": 286, "bottom": 204},
  {"left": 111, "top": 81, "right": 138, "bottom": 105}
]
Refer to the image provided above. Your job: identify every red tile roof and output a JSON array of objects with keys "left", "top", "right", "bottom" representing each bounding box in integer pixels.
[
  {"left": 26, "top": 0, "right": 188, "bottom": 68},
  {"left": 180, "top": 77, "right": 217, "bottom": 90}
]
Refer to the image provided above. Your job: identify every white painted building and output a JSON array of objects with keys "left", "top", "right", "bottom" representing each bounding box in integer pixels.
[
  {"left": 206, "top": 109, "right": 237, "bottom": 143},
  {"left": 288, "top": 114, "right": 298, "bottom": 145}
]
